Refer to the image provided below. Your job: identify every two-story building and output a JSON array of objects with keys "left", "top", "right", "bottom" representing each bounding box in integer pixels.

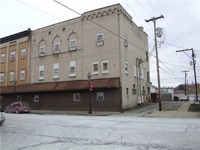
[{"left": 0, "top": 4, "right": 150, "bottom": 112}]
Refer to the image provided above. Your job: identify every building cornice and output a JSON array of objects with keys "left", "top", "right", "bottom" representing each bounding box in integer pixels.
[
  {"left": 81, "top": 3, "right": 132, "bottom": 23},
  {"left": 0, "top": 29, "right": 31, "bottom": 44}
]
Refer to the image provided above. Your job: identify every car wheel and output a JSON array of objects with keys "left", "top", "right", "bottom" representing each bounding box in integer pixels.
[{"left": 16, "top": 109, "right": 19, "bottom": 114}]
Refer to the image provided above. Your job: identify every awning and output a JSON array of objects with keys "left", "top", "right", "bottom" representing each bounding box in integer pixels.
[{"left": 0, "top": 78, "right": 120, "bottom": 94}]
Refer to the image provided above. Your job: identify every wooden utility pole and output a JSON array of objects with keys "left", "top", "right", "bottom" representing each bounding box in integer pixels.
[
  {"left": 176, "top": 48, "right": 198, "bottom": 102},
  {"left": 145, "top": 15, "right": 164, "bottom": 111},
  {"left": 182, "top": 71, "right": 189, "bottom": 95}
]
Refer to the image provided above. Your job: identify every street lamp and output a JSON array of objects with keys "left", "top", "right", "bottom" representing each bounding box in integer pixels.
[{"left": 87, "top": 72, "right": 92, "bottom": 114}]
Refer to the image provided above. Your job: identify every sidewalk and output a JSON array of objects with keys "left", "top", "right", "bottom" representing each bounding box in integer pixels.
[
  {"left": 30, "top": 102, "right": 200, "bottom": 118},
  {"left": 146, "top": 102, "right": 200, "bottom": 118}
]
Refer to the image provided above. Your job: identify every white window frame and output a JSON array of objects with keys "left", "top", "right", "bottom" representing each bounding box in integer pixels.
[
  {"left": 17, "top": 95, "right": 22, "bottom": 101},
  {"left": 69, "top": 60, "right": 76, "bottom": 77},
  {"left": 73, "top": 93, "right": 80, "bottom": 101},
  {"left": 53, "top": 63, "right": 59, "bottom": 79},
  {"left": 0, "top": 73, "right": 4, "bottom": 83},
  {"left": 1, "top": 53, "right": 5, "bottom": 63},
  {"left": 97, "top": 92, "right": 104, "bottom": 101},
  {"left": 54, "top": 43, "right": 60, "bottom": 54},
  {"left": 92, "top": 62, "right": 99, "bottom": 75},
  {"left": 39, "top": 46, "right": 45, "bottom": 56},
  {"left": 69, "top": 39, "right": 77, "bottom": 51},
  {"left": 20, "top": 69, "right": 25, "bottom": 80},
  {"left": 21, "top": 49, "right": 26, "bottom": 59},
  {"left": 102, "top": 61, "right": 109, "bottom": 74},
  {"left": 124, "top": 35, "right": 128, "bottom": 47},
  {"left": 39, "top": 65, "right": 44, "bottom": 80},
  {"left": 96, "top": 33, "right": 104, "bottom": 46},
  {"left": 34, "top": 95, "right": 39, "bottom": 102},
  {"left": 10, "top": 51, "right": 15, "bottom": 61},
  {"left": 125, "top": 61, "right": 128, "bottom": 75},
  {"left": 9, "top": 72, "right": 14, "bottom": 82}
]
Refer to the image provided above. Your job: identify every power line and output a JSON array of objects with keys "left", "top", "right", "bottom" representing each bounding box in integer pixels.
[
  {"left": 146, "top": 0, "right": 185, "bottom": 46},
  {"left": 159, "top": 66, "right": 183, "bottom": 83},
  {"left": 17, "top": 0, "right": 61, "bottom": 21},
  {"left": 160, "top": 61, "right": 183, "bottom": 82},
  {"left": 53, "top": 0, "right": 148, "bottom": 54},
  {"left": 150, "top": 54, "right": 200, "bottom": 71}
]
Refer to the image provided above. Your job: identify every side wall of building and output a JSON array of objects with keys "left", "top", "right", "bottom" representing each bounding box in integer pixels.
[{"left": 118, "top": 11, "right": 150, "bottom": 110}]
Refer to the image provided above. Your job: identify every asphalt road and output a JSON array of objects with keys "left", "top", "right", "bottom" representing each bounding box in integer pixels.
[{"left": 1, "top": 113, "right": 200, "bottom": 150}]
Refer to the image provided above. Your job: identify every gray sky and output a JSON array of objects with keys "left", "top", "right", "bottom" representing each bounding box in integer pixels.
[{"left": 0, "top": 0, "right": 199, "bottom": 88}]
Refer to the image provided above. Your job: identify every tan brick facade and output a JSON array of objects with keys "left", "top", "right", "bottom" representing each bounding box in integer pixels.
[
  {"left": 1, "top": 4, "right": 150, "bottom": 111},
  {"left": 30, "top": 4, "right": 150, "bottom": 110}
]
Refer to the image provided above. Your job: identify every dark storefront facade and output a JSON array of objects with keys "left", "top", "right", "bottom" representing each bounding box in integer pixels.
[{"left": 0, "top": 78, "right": 122, "bottom": 112}]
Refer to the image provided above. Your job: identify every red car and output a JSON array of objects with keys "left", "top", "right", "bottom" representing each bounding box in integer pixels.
[{"left": 4, "top": 102, "right": 30, "bottom": 114}]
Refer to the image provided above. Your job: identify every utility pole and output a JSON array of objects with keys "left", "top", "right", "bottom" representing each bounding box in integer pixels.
[
  {"left": 176, "top": 48, "right": 198, "bottom": 102},
  {"left": 145, "top": 15, "right": 164, "bottom": 111},
  {"left": 182, "top": 71, "right": 189, "bottom": 95}
]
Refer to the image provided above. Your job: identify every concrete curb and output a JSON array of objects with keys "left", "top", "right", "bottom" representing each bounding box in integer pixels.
[{"left": 30, "top": 110, "right": 121, "bottom": 116}]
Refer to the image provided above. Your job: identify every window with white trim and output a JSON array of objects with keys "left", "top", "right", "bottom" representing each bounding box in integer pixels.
[
  {"left": 102, "top": 61, "right": 109, "bottom": 74},
  {"left": 125, "top": 61, "right": 128, "bottom": 75},
  {"left": 92, "top": 62, "right": 99, "bottom": 75},
  {"left": 54, "top": 43, "right": 60, "bottom": 54},
  {"left": 21, "top": 49, "right": 26, "bottom": 59},
  {"left": 20, "top": 69, "right": 25, "bottom": 80},
  {"left": 39, "top": 46, "right": 45, "bottom": 56},
  {"left": 96, "top": 33, "right": 104, "bottom": 46},
  {"left": 69, "top": 39, "right": 77, "bottom": 51},
  {"left": 97, "top": 92, "right": 104, "bottom": 101},
  {"left": 73, "top": 93, "right": 80, "bottom": 101},
  {"left": 126, "top": 88, "right": 129, "bottom": 95},
  {"left": 124, "top": 35, "right": 128, "bottom": 47},
  {"left": 17, "top": 95, "right": 22, "bottom": 101},
  {"left": 10, "top": 51, "right": 15, "bottom": 61},
  {"left": 53, "top": 63, "right": 59, "bottom": 79},
  {"left": 34, "top": 95, "right": 39, "bottom": 102},
  {"left": 1, "top": 53, "right": 5, "bottom": 63},
  {"left": 0, "top": 72, "right": 4, "bottom": 83},
  {"left": 10, "top": 71, "right": 14, "bottom": 82},
  {"left": 69, "top": 60, "right": 76, "bottom": 77},
  {"left": 39, "top": 65, "right": 44, "bottom": 80}
]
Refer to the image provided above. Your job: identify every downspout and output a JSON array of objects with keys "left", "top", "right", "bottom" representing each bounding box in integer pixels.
[
  {"left": 136, "top": 58, "right": 139, "bottom": 104},
  {"left": 28, "top": 30, "right": 32, "bottom": 84},
  {"left": 118, "top": 11, "right": 122, "bottom": 112}
]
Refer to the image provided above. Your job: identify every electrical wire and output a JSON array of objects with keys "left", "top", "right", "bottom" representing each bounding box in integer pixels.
[
  {"left": 17, "top": 0, "right": 61, "bottom": 21},
  {"left": 159, "top": 66, "right": 183, "bottom": 83},
  {"left": 53, "top": 0, "right": 148, "bottom": 54},
  {"left": 146, "top": 0, "right": 185, "bottom": 46},
  {"left": 160, "top": 61, "right": 183, "bottom": 82}
]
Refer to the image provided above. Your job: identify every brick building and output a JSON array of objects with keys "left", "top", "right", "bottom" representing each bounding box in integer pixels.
[{"left": 0, "top": 4, "right": 150, "bottom": 112}]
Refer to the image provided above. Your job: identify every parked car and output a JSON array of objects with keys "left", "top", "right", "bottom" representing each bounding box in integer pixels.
[
  {"left": 4, "top": 102, "right": 30, "bottom": 114},
  {"left": 180, "top": 95, "right": 188, "bottom": 101},
  {"left": 0, "top": 106, "right": 5, "bottom": 125}
]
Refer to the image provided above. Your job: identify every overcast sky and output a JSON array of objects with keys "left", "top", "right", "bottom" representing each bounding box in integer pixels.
[{"left": 0, "top": 0, "right": 199, "bottom": 88}]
